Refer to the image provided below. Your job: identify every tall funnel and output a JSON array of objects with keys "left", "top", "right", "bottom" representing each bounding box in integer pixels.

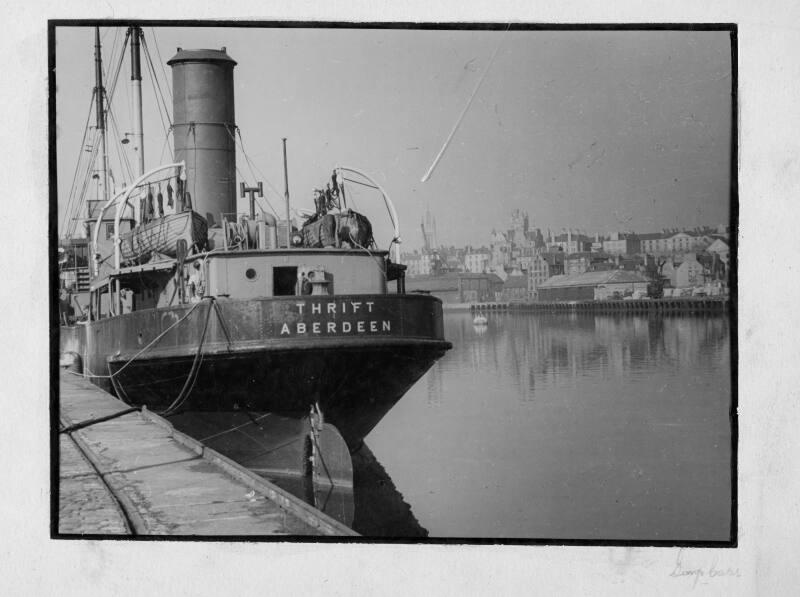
[{"left": 168, "top": 48, "right": 237, "bottom": 225}]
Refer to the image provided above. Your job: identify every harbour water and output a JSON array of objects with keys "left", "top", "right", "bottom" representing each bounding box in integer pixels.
[{"left": 365, "top": 310, "right": 732, "bottom": 540}]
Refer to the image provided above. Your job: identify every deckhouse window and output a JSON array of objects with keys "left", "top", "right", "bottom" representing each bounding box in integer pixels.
[{"left": 273, "top": 266, "right": 298, "bottom": 296}]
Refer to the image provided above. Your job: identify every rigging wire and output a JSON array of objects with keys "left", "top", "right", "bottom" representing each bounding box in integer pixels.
[
  {"left": 224, "top": 125, "right": 260, "bottom": 188},
  {"left": 68, "top": 131, "right": 101, "bottom": 238},
  {"left": 224, "top": 126, "right": 281, "bottom": 218},
  {"left": 143, "top": 51, "right": 170, "bottom": 140},
  {"left": 340, "top": 179, "right": 360, "bottom": 213},
  {"left": 142, "top": 35, "right": 173, "bottom": 123},
  {"left": 59, "top": 91, "right": 97, "bottom": 238},
  {"left": 61, "top": 94, "right": 95, "bottom": 231},
  {"left": 65, "top": 28, "right": 129, "bottom": 238},
  {"left": 231, "top": 162, "right": 277, "bottom": 218},
  {"left": 341, "top": 176, "right": 379, "bottom": 190},
  {"left": 141, "top": 35, "right": 173, "bottom": 129},
  {"left": 102, "top": 27, "right": 121, "bottom": 86},
  {"left": 148, "top": 27, "right": 173, "bottom": 104},
  {"left": 234, "top": 128, "right": 283, "bottom": 201},
  {"left": 157, "top": 128, "right": 173, "bottom": 165},
  {"left": 103, "top": 29, "right": 129, "bottom": 108},
  {"left": 107, "top": 105, "right": 135, "bottom": 183},
  {"left": 108, "top": 108, "right": 134, "bottom": 181}
]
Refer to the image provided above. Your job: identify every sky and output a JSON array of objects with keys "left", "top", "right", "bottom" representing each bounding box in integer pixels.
[{"left": 55, "top": 25, "right": 732, "bottom": 251}]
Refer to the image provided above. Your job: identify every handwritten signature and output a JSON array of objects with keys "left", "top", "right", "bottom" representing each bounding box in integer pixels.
[{"left": 669, "top": 548, "right": 741, "bottom": 588}]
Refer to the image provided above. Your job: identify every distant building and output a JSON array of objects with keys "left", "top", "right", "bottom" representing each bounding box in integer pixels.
[
  {"left": 500, "top": 274, "right": 529, "bottom": 302},
  {"left": 464, "top": 248, "right": 491, "bottom": 273},
  {"left": 669, "top": 232, "right": 700, "bottom": 254},
  {"left": 489, "top": 229, "right": 511, "bottom": 268},
  {"left": 491, "top": 264, "right": 509, "bottom": 282},
  {"left": 706, "top": 238, "right": 730, "bottom": 264},
  {"left": 527, "top": 252, "right": 565, "bottom": 300},
  {"left": 421, "top": 208, "right": 438, "bottom": 252},
  {"left": 528, "top": 255, "right": 549, "bottom": 300},
  {"left": 661, "top": 260, "right": 676, "bottom": 287},
  {"left": 548, "top": 230, "right": 593, "bottom": 254},
  {"left": 616, "top": 254, "right": 647, "bottom": 272},
  {"left": 602, "top": 232, "right": 641, "bottom": 255},
  {"left": 404, "top": 273, "right": 504, "bottom": 304},
  {"left": 672, "top": 254, "right": 708, "bottom": 288},
  {"left": 400, "top": 251, "right": 435, "bottom": 277},
  {"left": 639, "top": 232, "right": 670, "bottom": 255},
  {"left": 590, "top": 232, "right": 605, "bottom": 253},
  {"left": 564, "top": 252, "right": 614, "bottom": 275},
  {"left": 640, "top": 230, "right": 712, "bottom": 255},
  {"left": 537, "top": 270, "right": 650, "bottom": 301},
  {"left": 441, "top": 254, "right": 465, "bottom": 273}
]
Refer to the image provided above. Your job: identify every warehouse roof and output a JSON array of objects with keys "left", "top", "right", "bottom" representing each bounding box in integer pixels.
[
  {"left": 405, "top": 273, "right": 504, "bottom": 293},
  {"left": 539, "top": 269, "right": 649, "bottom": 289},
  {"left": 503, "top": 275, "right": 528, "bottom": 289}
]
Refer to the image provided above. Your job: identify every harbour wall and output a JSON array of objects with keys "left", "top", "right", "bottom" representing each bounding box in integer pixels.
[{"left": 467, "top": 297, "right": 730, "bottom": 314}]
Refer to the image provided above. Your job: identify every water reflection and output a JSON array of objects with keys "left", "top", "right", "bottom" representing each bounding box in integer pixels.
[
  {"left": 440, "top": 312, "right": 730, "bottom": 404},
  {"left": 366, "top": 311, "right": 732, "bottom": 540}
]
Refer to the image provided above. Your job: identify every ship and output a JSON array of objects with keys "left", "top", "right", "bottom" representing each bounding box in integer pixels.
[{"left": 58, "top": 27, "right": 451, "bottom": 449}]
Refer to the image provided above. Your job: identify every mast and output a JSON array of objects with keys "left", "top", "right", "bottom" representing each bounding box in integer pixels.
[
  {"left": 94, "top": 26, "right": 110, "bottom": 204},
  {"left": 129, "top": 26, "right": 145, "bottom": 177},
  {"left": 283, "top": 138, "right": 291, "bottom": 247}
]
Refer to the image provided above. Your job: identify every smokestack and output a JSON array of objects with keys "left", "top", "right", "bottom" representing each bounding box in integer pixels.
[{"left": 168, "top": 48, "right": 238, "bottom": 225}]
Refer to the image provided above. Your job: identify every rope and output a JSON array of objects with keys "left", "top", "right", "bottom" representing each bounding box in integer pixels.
[
  {"left": 349, "top": 234, "right": 386, "bottom": 278},
  {"left": 212, "top": 300, "right": 234, "bottom": 351},
  {"left": 198, "top": 413, "right": 272, "bottom": 443},
  {"left": 158, "top": 297, "right": 215, "bottom": 416},
  {"left": 59, "top": 302, "right": 212, "bottom": 459},
  {"left": 59, "top": 407, "right": 141, "bottom": 434},
  {"left": 83, "top": 299, "right": 203, "bottom": 379}
]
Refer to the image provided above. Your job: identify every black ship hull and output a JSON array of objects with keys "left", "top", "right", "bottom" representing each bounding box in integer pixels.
[
  {"left": 103, "top": 342, "right": 445, "bottom": 447},
  {"left": 82, "top": 294, "right": 450, "bottom": 448}
]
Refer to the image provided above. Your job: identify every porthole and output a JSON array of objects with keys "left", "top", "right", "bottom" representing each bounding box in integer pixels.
[{"left": 245, "top": 268, "right": 257, "bottom": 280}]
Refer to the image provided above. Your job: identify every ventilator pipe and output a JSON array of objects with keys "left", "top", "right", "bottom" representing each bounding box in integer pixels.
[{"left": 262, "top": 211, "right": 278, "bottom": 248}]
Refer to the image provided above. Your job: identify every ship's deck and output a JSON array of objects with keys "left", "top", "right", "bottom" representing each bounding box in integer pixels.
[{"left": 57, "top": 369, "right": 357, "bottom": 536}]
